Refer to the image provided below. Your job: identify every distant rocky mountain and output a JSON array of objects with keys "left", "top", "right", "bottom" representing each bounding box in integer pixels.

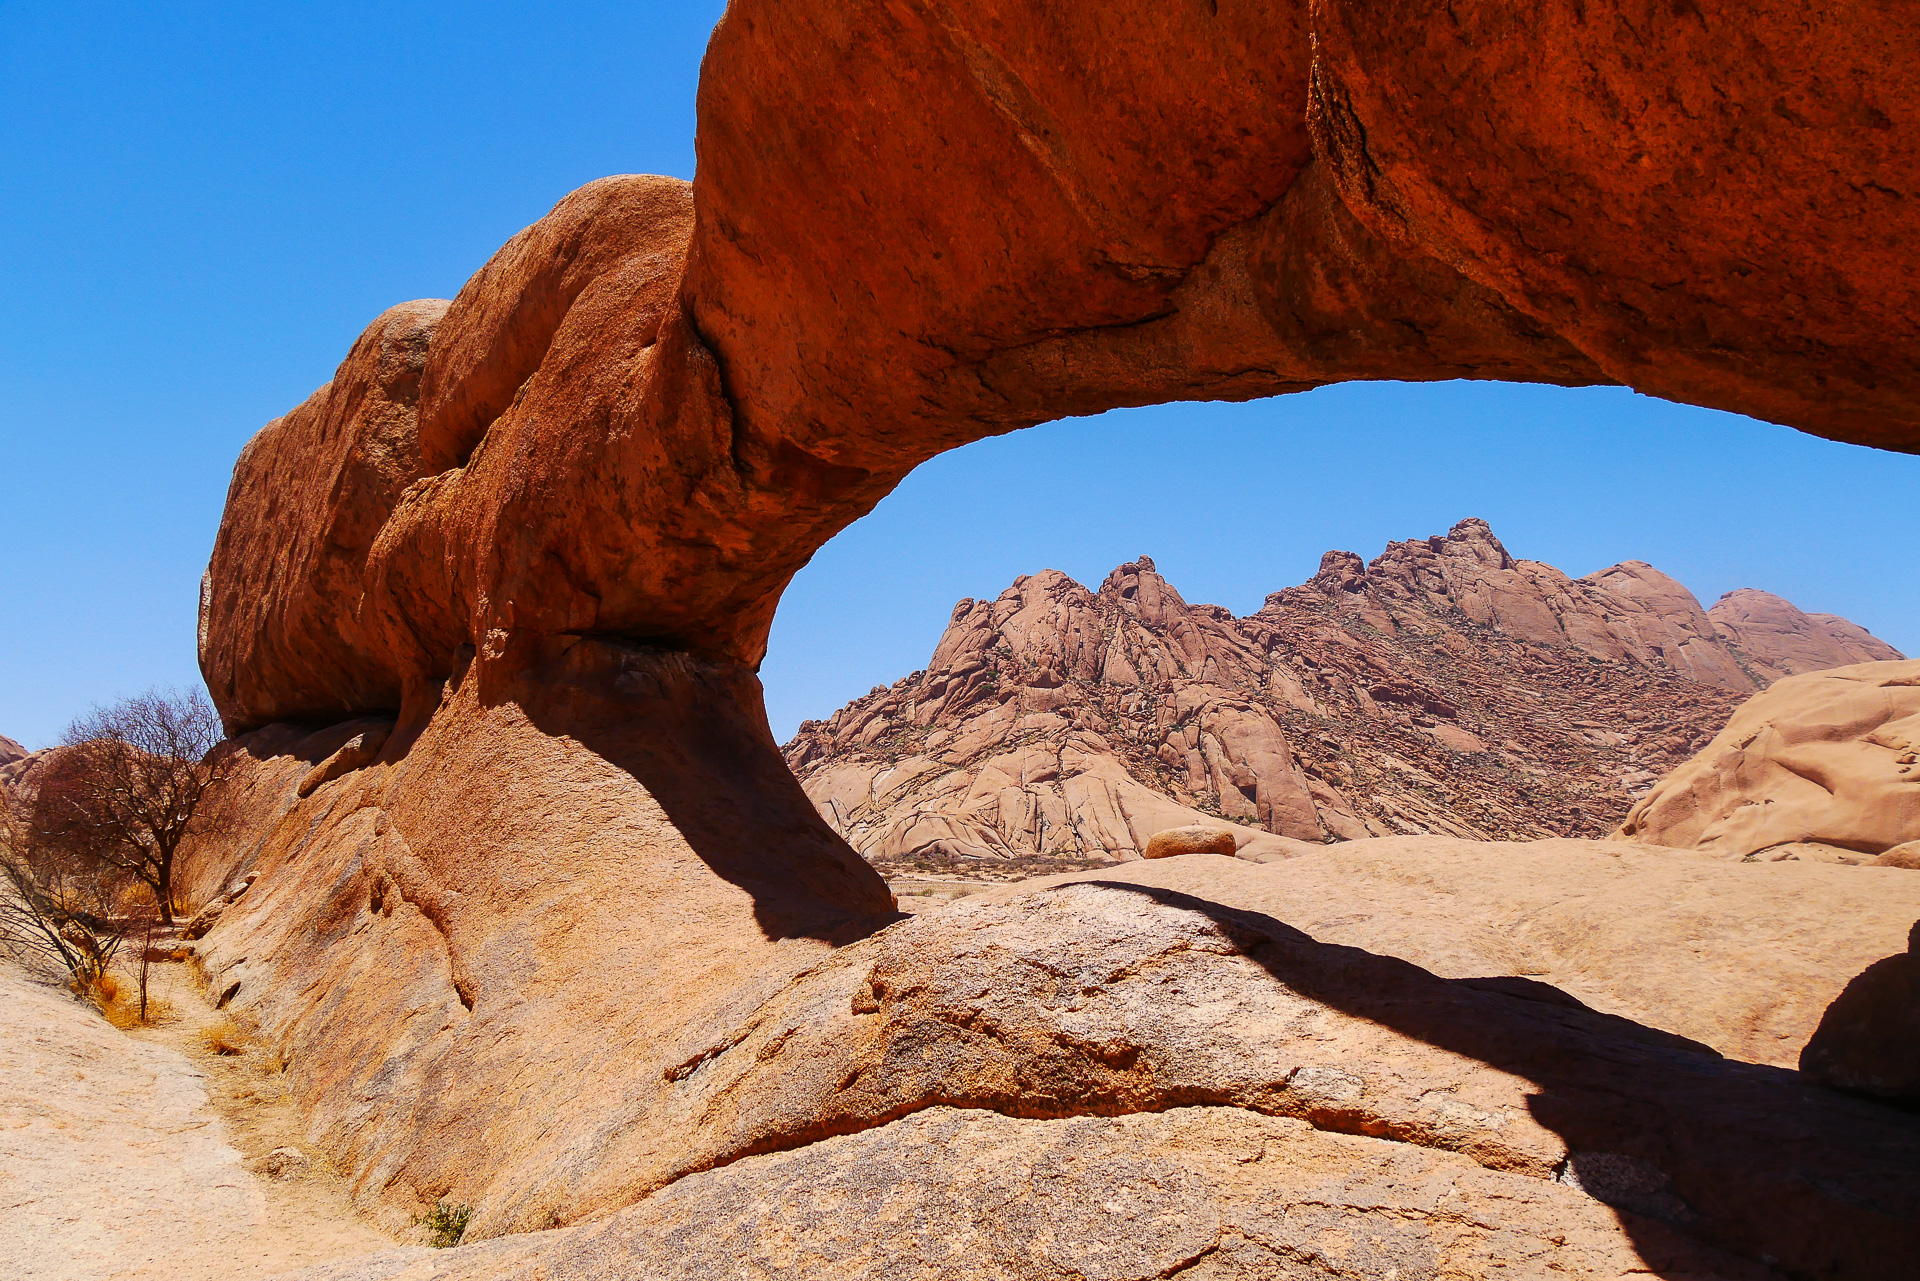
[
  {"left": 783, "top": 519, "right": 1902, "bottom": 871},
  {"left": 0, "top": 735, "right": 34, "bottom": 806}
]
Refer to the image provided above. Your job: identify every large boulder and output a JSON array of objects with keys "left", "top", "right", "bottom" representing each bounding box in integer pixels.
[{"left": 1619, "top": 660, "right": 1920, "bottom": 860}]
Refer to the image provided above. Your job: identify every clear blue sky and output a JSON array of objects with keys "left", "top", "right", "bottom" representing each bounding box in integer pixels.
[{"left": 3, "top": 3, "right": 1915, "bottom": 750}]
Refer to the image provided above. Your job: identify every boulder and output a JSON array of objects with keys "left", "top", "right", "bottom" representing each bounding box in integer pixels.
[
  {"left": 181, "top": 870, "right": 259, "bottom": 941},
  {"left": 297, "top": 723, "right": 393, "bottom": 798},
  {"left": 1619, "top": 660, "right": 1920, "bottom": 859},
  {"left": 1877, "top": 842, "right": 1920, "bottom": 870},
  {"left": 1143, "top": 825, "right": 1239, "bottom": 859}
]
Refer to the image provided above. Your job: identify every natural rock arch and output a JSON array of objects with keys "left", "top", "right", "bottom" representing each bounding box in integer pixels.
[
  {"left": 179, "top": 3, "right": 1920, "bottom": 1263},
  {"left": 202, "top": 0, "right": 1920, "bottom": 739}
]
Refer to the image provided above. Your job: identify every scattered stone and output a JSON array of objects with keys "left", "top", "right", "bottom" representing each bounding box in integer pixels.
[
  {"left": 1143, "top": 825, "right": 1238, "bottom": 859},
  {"left": 246, "top": 1146, "right": 312, "bottom": 1180}
]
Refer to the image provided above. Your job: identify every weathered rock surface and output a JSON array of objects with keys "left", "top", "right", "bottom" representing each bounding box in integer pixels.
[
  {"left": 0, "top": 733, "right": 25, "bottom": 767},
  {"left": 0, "top": 959, "right": 401, "bottom": 1280},
  {"left": 1708, "top": 588, "right": 1906, "bottom": 681},
  {"left": 278, "top": 1107, "right": 1783, "bottom": 1281},
  {"left": 178, "top": 4, "right": 1920, "bottom": 1278},
  {"left": 180, "top": 729, "right": 1920, "bottom": 1275},
  {"left": 993, "top": 843, "right": 1920, "bottom": 1073},
  {"left": 786, "top": 521, "right": 1896, "bottom": 868},
  {"left": 1621, "top": 660, "right": 1920, "bottom": 861}
]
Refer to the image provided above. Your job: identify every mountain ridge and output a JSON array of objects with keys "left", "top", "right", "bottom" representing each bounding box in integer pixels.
[{"left": 783, "top": 518, "right": 1901, "bottom": 871}]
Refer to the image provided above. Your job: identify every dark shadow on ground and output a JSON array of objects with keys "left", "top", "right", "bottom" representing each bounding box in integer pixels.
[{"left": 1071, "top": 881, "right": 1920, "bottom": 1281}]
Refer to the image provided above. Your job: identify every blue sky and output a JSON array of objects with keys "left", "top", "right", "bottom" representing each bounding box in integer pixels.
[{"left": 3, "top": 2, "right": 1915, "bottom": 749}]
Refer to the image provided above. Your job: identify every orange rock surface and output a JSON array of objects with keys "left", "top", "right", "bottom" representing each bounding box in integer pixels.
[{"left": 1621, "top": 659, "right": 1920, "bottom": 861}]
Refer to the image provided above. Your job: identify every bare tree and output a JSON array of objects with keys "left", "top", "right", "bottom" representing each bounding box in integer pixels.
[
  {"left": 0, "top": 803, "right": 128, "bottom": 987},
  {"left": 27, "top": 688, "right": 232, "bottom": 926}
]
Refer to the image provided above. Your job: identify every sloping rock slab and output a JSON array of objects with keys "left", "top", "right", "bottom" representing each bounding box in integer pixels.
[{"left": 275, "top": 1106, "right": 1778, "bottom": 1281}]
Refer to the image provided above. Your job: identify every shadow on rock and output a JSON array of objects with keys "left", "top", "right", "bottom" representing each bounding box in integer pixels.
[
  {"left": 1801, "top": 920, "right": 1920, "bottom": 1110},
  {"left": 1076, "top": 882, "right": 1920, "bottom": 1281},
  {"left": 504, "top": 633, "right": 900, "bottom": 943}
]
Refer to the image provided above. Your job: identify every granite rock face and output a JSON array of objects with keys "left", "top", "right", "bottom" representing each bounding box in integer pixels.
[
  {"left": 786, "top": 520, "right": 1897, "bottom": 868},
  {"left": 180, "top": 790, "right": 1920, "bottom": 1274},
  {"left": 1621, "top": 659, "right": 1920, "bottom": 862},
  {"left": 1707, "top": 589, "right": 1905, "bottom": 682}
]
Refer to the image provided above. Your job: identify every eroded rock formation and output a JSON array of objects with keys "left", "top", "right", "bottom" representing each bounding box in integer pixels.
[
  {"left": 786, "top": 520, "right": 1898, "bottom": 867},
  {"left": 180, "top": 1, "right": 1920, "bottom": 1274},
  {"left": 1621, "top": 659, "right": 1920, "bottom": 862},
  {"left": 1707, "top": 589, "right": 1905, "bottom": 681}
]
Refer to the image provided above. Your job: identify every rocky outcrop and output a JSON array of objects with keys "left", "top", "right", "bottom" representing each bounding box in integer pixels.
[
  {"left": 1620, "top": 660, "right": 1920, "bottom": 862},
  {"left": 177, "top": 3, "right": 1920, "bottom": 1276},
  {"left": 786, "top": 520, "right": 1896, "bottom": 868},
  {"left": 184, "top": 838, "right": 1920, "bottom": 1279},
  {"left": 0, "top": 737, "right": 45, "bottom": 807},
  {"left": 1708, "top": 589, "right": 1905, "bottom": 681},
  {"left": 290, "top": 1103, "right": 1789, "bottom": 1281}
]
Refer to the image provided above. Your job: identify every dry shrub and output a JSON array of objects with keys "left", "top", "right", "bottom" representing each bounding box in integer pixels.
[
  {"left": 201, "top": 1016, "right": 249, "bottom": 1056},
  {"left": 85, "top": 972, "right": 176, "bottom": 1028}
]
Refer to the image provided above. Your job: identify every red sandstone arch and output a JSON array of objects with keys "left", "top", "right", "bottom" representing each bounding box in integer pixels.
[{"left": 202, "top": 0, "right": 1920, "bottom": 733}]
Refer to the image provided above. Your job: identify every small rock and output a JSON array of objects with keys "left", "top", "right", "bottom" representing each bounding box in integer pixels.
[
  {"left": 1143, "top": 825, "right": 1238, "bottom": 859},
  {"left": 142, "top": 939, "right": 196, "bottom": 963},
  {"left": 246, "top": 1146, "right": 311, "bottom": 1180},
  {"left": 181, "top": 899, "right": 227, "bottom": 941},
  {"left": 1876, "top": 842, "right": 1920, "bottom": 870}
]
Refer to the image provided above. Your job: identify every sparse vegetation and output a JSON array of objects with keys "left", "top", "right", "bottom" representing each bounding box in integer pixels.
[
  {"left": 415, "top": 1200, "right": 472, "bottom": 1248},
  {"left": 27, "top": 688, "right": 234, "bottom": 926},
  {"left": 0, "top": 802, "right": 132, "bottom": 991},
  {"left": 200, "top": 1015, "right": 250, "bottom": 1056}
]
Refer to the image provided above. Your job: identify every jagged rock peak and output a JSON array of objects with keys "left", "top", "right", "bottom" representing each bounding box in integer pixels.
[{"left": 786, "top": 519, "right": 1902, "bottom": 872}]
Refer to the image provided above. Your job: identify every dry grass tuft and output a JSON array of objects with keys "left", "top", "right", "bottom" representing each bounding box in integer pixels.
[{"left": 201, "top": 1016, "right": 250, "bottom": 1056}]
